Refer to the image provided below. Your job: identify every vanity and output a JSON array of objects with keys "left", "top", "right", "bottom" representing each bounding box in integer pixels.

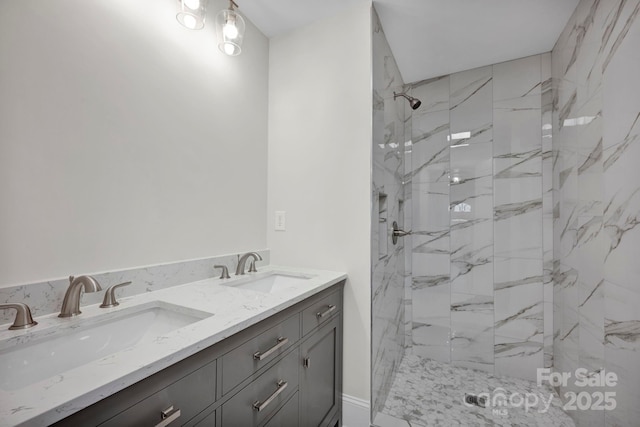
[{"left": 0, "top": 266, "right": 346, "bottom": 427}]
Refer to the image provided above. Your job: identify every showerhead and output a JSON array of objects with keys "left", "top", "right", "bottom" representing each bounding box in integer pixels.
[{"left": 393, "top": 91, "right": 422, "bottom": 110}]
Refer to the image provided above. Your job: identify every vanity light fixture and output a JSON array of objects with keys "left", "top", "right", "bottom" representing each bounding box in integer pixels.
[
  {"left": 216, "top": 0, "right": 245, "bottom": 56},
  {"left": 176, "top": 0, "right": 206, "bottom": 30}
]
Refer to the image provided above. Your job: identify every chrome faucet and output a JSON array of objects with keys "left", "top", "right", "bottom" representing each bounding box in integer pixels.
[
  {"left": 0, "top": 303, "right": 38, "bottom": 330},
  {"left": 59, "top": 275, "right": 102, "bottom": 318},
  {"left": 235, "top": 252, "right": 262, "bottom": 275}
]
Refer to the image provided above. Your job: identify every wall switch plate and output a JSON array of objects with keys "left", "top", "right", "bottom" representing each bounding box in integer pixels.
[{"left": 275, "top": 211, "right": 286, "bottom": 231}]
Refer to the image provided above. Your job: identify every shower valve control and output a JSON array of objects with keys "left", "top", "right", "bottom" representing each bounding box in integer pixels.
[{"left": 391, "top": 221, "right": 411, "bottom": 245}]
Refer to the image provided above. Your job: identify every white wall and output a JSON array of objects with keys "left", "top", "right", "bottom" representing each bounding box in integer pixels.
[
  {"left": 0, "top": 0, "right": 269, "bottom": 286},
  {"left": 267, "top": 3, "right": 373, "bottom": 402}
]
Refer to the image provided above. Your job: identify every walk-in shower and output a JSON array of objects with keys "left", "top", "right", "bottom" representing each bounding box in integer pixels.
[{"left": 372, "top": 0, "right": 640, "bottom": 425}]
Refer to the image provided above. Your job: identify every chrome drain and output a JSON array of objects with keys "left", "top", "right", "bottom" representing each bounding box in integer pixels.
[{"left": 464, "top": 393, "right": 487, "bottom": 408}]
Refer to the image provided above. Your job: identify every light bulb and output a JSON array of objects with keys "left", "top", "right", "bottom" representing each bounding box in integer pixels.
[
  {"left": 223, "top": 21, "right": 238, "bottom": 39},
  {"left": 183, "top": 0, "right": 200, "bottom": 10},
  {"left": 183, "top": 14, "right": 197, "bottom": 29},
  {"left": 224, "top": 43, "right": 235, "bottom": 55}
]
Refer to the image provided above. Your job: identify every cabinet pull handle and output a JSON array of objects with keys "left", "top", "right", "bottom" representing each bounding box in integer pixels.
[
  {"left": 252, "top": 380, "right": 288, "bottom": 412},
  {"left": 253, "top": 337, "right": 289, "bottom": 361},
  {"left": 316, "top": 304, "right": 336, "bottom": 318},
  {"left": 155, "top": 406, "right": 181, "bottom": 427},
  {"left": 303, "top": 357, "right": 310, "bottom": 368}
]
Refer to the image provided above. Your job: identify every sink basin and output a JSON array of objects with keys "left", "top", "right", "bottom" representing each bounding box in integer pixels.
[
  {"left": 0, "top": 301, "right": 211, "bottom": 391},
  {"left": 225, "top": 272, "right": 313, "bottom": 293}
]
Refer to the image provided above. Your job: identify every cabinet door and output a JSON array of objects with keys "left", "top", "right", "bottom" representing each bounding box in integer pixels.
[{"left": 299, "top": 315, "right": 342, "bottom": 427}]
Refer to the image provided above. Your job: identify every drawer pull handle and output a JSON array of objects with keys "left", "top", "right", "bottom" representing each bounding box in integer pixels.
[
  {"left": 316, "top": 304, "right": 336, "bottom": 318},
  {"left": 155, "top": 406, "right": 181, "bottom": 427},
  {"left": 252, "top": 380, "right": 288, "bottom": 412},
  {"left": 254, "top": 337, "right": 289, "bottom": 361}
]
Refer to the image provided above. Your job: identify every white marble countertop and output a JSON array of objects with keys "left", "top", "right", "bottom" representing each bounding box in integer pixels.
[{"left": 0, "top": 265, "right": 347, "bottom": 427}]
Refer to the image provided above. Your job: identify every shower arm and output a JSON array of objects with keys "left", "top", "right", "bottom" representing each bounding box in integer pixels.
[{"left": 393, "top": 91, "right": 422, "bottom": 110}]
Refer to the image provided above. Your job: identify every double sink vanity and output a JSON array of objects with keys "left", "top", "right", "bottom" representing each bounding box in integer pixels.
[{"left": 0, "top": 258, "right": 346, "bottom": 427}]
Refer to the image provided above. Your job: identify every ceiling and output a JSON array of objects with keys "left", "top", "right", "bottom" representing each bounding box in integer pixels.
[{"left": 239, "top": 0, "right": 580, "bottom": 84}]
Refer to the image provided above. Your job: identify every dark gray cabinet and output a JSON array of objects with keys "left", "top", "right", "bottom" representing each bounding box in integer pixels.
[
  {"left": 220, "top": 312, "right": 300, "bottom": 396},
  {"left": 100, "top": 361, "right": 216, "bottom": 427},
  {"left": 53, "top": 281, "right": 344, "bottom": 427},
  {"left": 301, "top": 289, "right": 342, "bottom": 336},
  {"left": 263, "top": 391, "right": 299, "bottom": 427},
  {"left": 221, "top": 349, "right": 299, "bottom": 426},
  {"left": 190, "top": 409, "right": 217, "bottom": 427},
  {"left": 300, "top": 315, "right": 342, "bottom": 427}
]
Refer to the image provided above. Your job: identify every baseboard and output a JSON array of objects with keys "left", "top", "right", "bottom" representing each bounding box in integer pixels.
[{"left": 342, "top": 393, "right": 370, "bottom": 427}]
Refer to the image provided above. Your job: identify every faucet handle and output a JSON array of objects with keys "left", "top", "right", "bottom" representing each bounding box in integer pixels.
[
  {"left": 0, "top": 303, "right": 38, "bottom": 330},
  {"left": 214, "top": 265, "right": 231, "bottom": 279},
  {"left": 100, "top": 281, "right": 132, "bottom": 308},
  {"left": 248, "top": 260, "right": 258, "bottom": 273}
]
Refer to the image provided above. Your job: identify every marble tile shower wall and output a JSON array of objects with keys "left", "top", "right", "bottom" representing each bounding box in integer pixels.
[
  {"left": 0, "top": 250, "right": 270, "bottom": 325},
  {"left": 407, "top": 54, "right": 553, "bottom": 381},
  {"left": 403, "top": 100, "right": 414, "bottom": 352},
  {"left": 551, "top": 0, "right": 640, "bottom": 425},
  {"left": 371, "top": 8, "right": 408, "bottom": 417}
]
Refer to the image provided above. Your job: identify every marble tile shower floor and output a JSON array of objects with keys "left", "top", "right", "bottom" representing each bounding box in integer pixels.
[{"left": 374, "top": 354, "right": 575, "bottom": 427}]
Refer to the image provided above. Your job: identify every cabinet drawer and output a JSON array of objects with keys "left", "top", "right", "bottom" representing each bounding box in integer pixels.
[
  {"left": 302, "top": 291, "right": 341, "bottom": 336},
  {"left": 190, "top": 408, "right": 216, "bottom": 427},
  {"left": 221, "top": 313, "right": 300, "bottom": 395},
  {"left": 263, "top": 391, "right": 299, "bottom": 427},
  {"left": 222, "top": 349, "right": 299, "bottom": 427},
  {"left": 99, "top": 361, "right": 216, "bottom": 427}
]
